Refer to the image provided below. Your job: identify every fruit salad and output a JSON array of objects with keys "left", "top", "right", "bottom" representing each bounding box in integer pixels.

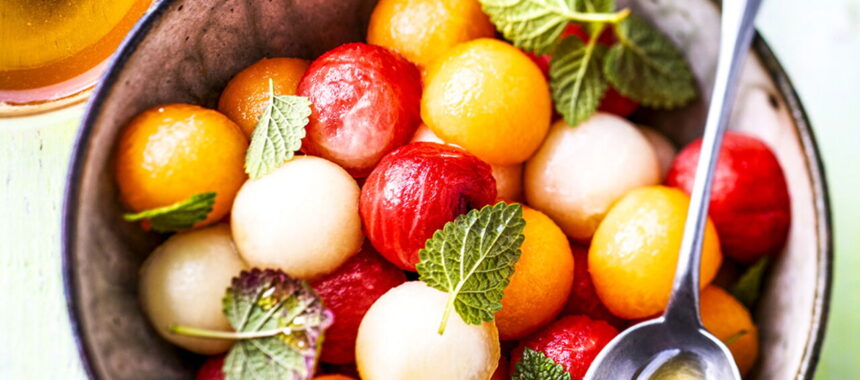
[{"left": 114, "top": 1, "right": 791, "bottom": 379}]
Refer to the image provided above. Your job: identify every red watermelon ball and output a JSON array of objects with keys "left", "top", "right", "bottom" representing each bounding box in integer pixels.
[
  {"left": 195, "top": 356, "right": 225, "bottom": 380},
  {"left": 311, "top": 245, "right": 407, "bottom": 363},
  {"left": 360, "top": 142, "right": 497, "bottom": 271},
  {"left": 297, "top": 42, "right": 422, "bottom": 177},
  {"left": 666, "top": 132, "right": 791, "bottom": 264},
  {"left": 511, "top": 315, "right": 618, "bottom": 379}
]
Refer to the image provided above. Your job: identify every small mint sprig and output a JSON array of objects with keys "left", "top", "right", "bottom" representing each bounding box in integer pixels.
[
  {"left": 480, "top": 0, "right": 630, "bottom": 55},
  {"left": 416, "top": 202, "right": 525, "bottom": 334},
  {"left": 479, "top": 0, "right": 696, "bottom": 126},
  {"left": 171, "top": 269, "right": 331, "bottom": 380},
  {"left": 512, "top": 348, "right": 572, "bottom": 380},
  {"left": 244, "top": 79, "right": 312, "bottom": 179},
  {"left": 123, "top": 192, "right": 216, "bottom": 232}
]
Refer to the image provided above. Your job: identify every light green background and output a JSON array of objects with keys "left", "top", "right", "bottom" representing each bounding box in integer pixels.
[{"left": 0, "top": 0, "right": 858, "bottom": 378}]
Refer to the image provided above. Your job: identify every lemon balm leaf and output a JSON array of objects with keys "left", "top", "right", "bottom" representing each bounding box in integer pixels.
[
  {"left": 550, "top": 35, "right": 608, "bottom": 126},
  {"left": 169, "top": 269, "right": 331, "bottom": 379},
  {"left": 477, "top": 0, "right": 694, "bottom": 121},
  {"left": 513, "top": 348, "right": 572, "bottom": 380},
  {"left": 221, "top": 269, "right": 332, "bottom": 380},
  {"left": 731, "top": 257, "right": 770, "bottom": 308},
  {"left": 479, "top": 0, "right": 628, "bottom": 55},
  {"left": 123, "top": 192, "right": 216, "bottom": 232},
  {"left": 245, "top": 80, "right": 312, "bottom": 179},
  {"left": 479, "top": 0, "right": 573, "bottom": 55},
  {"left": 603, "top": 15, "right": 696, "bottom": 108},
  {"left": 416, "top": 202, "right": 525, "bottom": 334}
]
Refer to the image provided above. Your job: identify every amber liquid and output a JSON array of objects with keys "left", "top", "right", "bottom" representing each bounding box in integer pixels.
[
  {"left": 635, "top": 350, "right": 708, "bottom": 380},
  {"left": 0, "top": 0, "right": 150, "bottom": 105}
]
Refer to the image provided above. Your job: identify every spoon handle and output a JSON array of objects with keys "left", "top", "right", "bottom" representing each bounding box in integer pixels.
[{"left": 664, "top": 0, "right": 764, "bottom": 325}]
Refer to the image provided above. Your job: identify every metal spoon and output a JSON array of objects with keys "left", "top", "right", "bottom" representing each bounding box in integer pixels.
[{"left": 583, "top": 0, "right": 763, "bottom": 379}]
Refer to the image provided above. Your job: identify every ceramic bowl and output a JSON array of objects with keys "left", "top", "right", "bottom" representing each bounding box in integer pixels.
[{"left": 62, "top": 0, "right": 832, "bottom": 378}]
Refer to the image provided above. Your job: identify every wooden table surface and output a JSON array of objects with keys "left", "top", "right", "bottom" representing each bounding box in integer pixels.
[{"left": 1, "top": 0, "right": 858, "bottom": 378}]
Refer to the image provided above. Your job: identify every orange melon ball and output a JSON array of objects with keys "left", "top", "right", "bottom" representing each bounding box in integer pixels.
[
  {"left": 589, "top": 186, "right": 722, "bottom": 319},
  {"left": 700, "top": 286, "right": 759, "bottom": 376},
  {"left": 421, "top": 39, "right": 552, "bottom": 165},
  {"left": 218, "top": 57, "right": 309, "bottom": 136},
  {"left": 491, "top": 164, "right": 524, "bottom": 202},
  {"left": 367, "top": 0, "right": 495, "bottom": 68},
  {"left": 115, "top": 104, "right": 248, "bottom": 227},
  {"left": 495, "top": 207, "right": 574, "bottom": 340}
]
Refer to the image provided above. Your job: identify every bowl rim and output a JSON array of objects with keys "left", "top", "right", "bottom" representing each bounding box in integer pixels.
[{"left": 60, "top": 0, "right": 833, "bottom": 379}]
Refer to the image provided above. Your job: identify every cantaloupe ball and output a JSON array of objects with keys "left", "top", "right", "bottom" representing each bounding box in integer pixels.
[
  {"left": 639, "top": 126, "right": 677, "bottom": 180},
  {"left": 411, "top": 124, "right": 523, "bottom": 201},
  {"left": 422, "top": 39, "right": 552, "bottom": 166},
  {"left": 356, "top": 282, "right": 500, "bottom": 380},
  {"left": 491, "top": 164, "right": 524, "bottom": 202},
  {"left": 231, "top": 156, "right": 363, "bottom": 279},
  {"left": 524, "top": 114, "right": 661, "bottom": 240},
  {"left": 589, "top": 187, "right": 722, "bottom": 319},
  {"left": 139, "top": 224, "right": 248, "bottom": 354}
]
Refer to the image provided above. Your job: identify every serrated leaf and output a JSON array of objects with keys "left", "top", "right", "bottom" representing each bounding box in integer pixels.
[
  {"left": 513, "top": 348, "right": 572, "bottom": 380},
  {"left": 416, "top": 202, "right": 525, "bottom": 333},
  {"left": 479, "top": 0, "right": 577, "bottom": 55},
  {"left": 603, "top": 15, "right": 696, "bottom": 108},
  {"left": 222, "top": 269, "right": 331, "bottom": 380},
  {"left": 245, "top": 81, "right": 312, "bottom": 179},
  {"left": 550, "top": 36, "right": 608, "bottom": 126},
  {"left": 731, "top": 257, "right": 770, "bottom": 308},
  {"left": 123, "top": 192, "right": 215, "bottom": 232}
]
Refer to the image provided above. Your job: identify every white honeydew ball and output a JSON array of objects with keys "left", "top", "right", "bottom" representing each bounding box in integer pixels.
[
  {"left": 639, "top": 126, "right": 677, "bottom": 181},
  {"left": 231, "top": 155, "right": 363, "bottom": 279},
  {"left": 356, "top": 282, "right": 500, "bottom": 380},
  {"left": 524, "top": 113, "right": 661, "bottom": 241},
  {"left": 412, "top": 123, "right": 522, "bottom": 201},
  {"left": 138, "top": 224, "right": 248, "bottom": 355}
]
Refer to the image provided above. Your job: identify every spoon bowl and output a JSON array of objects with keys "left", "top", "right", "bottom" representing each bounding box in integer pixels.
[{"left": 586, "top": 317, "right": 740, "bottom": 379}]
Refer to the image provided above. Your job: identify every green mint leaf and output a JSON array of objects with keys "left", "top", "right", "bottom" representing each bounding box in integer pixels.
[
  {"left": 513, "top": 348, "right": 572, "bottom": 380},
  {"left": 731, "top": 257, "right": 770, "bottom": 308},
  {"left": 550, "top": 36, "right": 608, "bottom": 126},
  {"left": 222, "top": 269, "right": 331, "bottom": 380},
  {"left": 122, "top": 192, "right": 216, "bottom": 232},
  {"left": 416, "top": 202, "right": 525, "bottom": 334},
  {"left": 479, "top": 0, "right": 576, "bottom": 55},
  {"left": 245, "top": 80, "right": 312, "bottom": 179},
  {"left": 478, "top": 0, "right": 628, "bottom": 55},
  {"left": 603, "top": 15, "right": 696, "bottom": 108}
]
